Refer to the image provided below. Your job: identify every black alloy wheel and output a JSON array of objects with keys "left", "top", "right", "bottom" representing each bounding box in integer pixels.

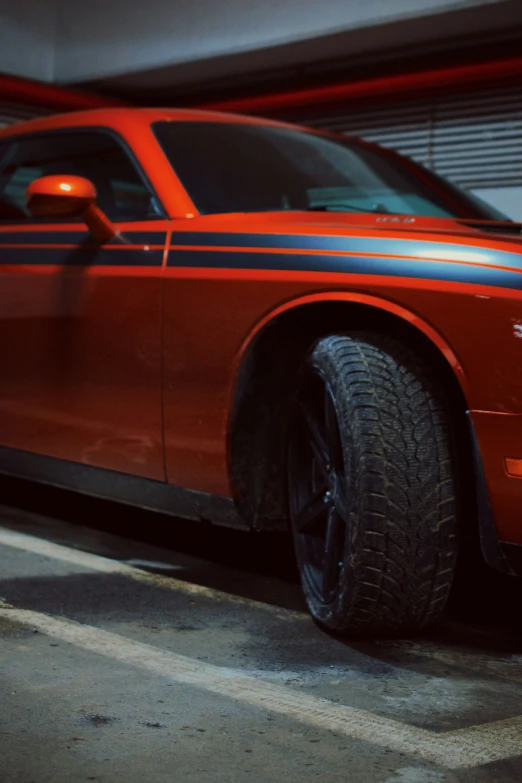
[
  {"left": 289, "top": 366, "right": 349, "bottom": 605},
  {"left": 288, "top": 332, "right": 459, "bottom": 636}
]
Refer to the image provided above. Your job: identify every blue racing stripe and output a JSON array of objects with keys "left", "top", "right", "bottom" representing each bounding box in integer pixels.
[
  {"left": 0, "top": 231, "right": 167, "bottom": 246},
  {"left": 169, "top": 231, "right": 522, "bottom": 270},
  {"left": 167, "top": 248, "right": 522, "bottom": 290},
  {"left": 0, "top": 231, "right": 91, "bottom": 244},
  {"left": 0, "top": 247, "right": 163, "bottom": 266}
]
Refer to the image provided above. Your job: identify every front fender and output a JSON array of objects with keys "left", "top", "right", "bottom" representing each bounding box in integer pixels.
[{"left": 230, "top": 290, "right": 469, "bottom": 404}]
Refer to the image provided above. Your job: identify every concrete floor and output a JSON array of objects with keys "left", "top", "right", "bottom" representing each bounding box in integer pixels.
[{"left": 1, "top": 477, "right": 522, "bottom": 783}]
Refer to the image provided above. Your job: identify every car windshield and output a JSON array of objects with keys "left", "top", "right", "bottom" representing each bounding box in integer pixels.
[{"left": 153, "top": 120, "right": 508, "bottom": 220}]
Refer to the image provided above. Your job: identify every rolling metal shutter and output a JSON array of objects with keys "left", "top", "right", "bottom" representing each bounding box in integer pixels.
[{"left": 302, "top": 84, "right": 522, "bottom": 190}]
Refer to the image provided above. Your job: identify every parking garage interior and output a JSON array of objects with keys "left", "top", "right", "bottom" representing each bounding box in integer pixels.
[{"left": 1, "top": 2, "right": 522, "bottom": 782}]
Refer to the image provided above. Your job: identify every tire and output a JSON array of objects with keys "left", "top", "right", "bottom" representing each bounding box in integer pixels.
[{"left": 287, "top": 332, "right": 458, "bottom": 636}]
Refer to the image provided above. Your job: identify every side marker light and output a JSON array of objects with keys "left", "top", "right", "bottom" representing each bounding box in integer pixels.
[{"left": 505, "top": 458, "right": 522, "bottom": 478}]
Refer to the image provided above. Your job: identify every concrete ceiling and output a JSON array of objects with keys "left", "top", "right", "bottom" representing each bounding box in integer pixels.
[
  {"left": 77, "top": 0, "right": 522, "bottom": 100},
  {"left": 1, "top": 0, "right": 522, "bottom": 101}
]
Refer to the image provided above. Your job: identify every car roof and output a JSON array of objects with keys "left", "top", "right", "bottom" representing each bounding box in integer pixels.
[{"left": 0, "top": 107, "right": 309, "bottom": 140}]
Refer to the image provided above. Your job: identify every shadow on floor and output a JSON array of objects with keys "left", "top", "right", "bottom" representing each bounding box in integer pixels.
[{"left": 1, "top": 475, "right": 521, "bottom": 644}]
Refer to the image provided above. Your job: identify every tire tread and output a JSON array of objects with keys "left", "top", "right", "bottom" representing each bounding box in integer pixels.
[{"left": 300, "top": 332, "right": 458, "bottom": 636}]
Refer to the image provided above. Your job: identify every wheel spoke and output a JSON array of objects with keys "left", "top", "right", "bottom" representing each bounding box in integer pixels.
[
  {"left": 334, "top": 481, "right": 350, "bottom": 521},
  {"left": 294, "top": 481, "right": 330, "bottom": 533},
  {"left": 298, "top": 397, "right": 330, "bottom": 474},
  {"left": 291, "top": 370, "right": 350, "bottom": 604},
  {"left": 322, "top": 508, "right": 343, "bottom": 600}
]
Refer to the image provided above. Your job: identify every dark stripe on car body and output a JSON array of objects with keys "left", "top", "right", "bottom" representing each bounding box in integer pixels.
[
  {"left": 169, "top": 231, "right": 522, "bottom": 270},
  {"left": 0, "top": 231, "right": 166, "bottom": 265},
  {"left": 0, "top": 248, "right": 163, "bottom": 266},
  {"left": 167, "top": 248, "right": 522, "bottom": 290},
  {"left": 0, "top": 231, "right": 167, "bottom": 247}
]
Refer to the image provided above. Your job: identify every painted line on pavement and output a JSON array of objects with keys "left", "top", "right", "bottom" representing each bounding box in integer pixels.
[
  {"left": 0, "top": 526, "right": 306, "bottom": 619},
  {"left": 1, "top": 604, "right": 521, "bottom": 769},
  {"left": 2, "top": 525, "right": 522, "bottom": 684}
]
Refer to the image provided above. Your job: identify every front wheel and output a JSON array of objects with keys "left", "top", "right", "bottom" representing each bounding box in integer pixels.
[{"left": 288, "top": 332, "right": 458, "bottom": 636}]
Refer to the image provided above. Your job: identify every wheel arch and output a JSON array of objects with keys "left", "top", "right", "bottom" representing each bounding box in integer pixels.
[{"left": 228, "top": 292, "right": 471, "bottom": 532}]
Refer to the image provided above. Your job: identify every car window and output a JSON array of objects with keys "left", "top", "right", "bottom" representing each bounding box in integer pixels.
[
  {"left": 153, "top": 120, "right": 508, "bottom": 220},
  {"left": 0, "top": 131, "right": 162, "bottom": 222}
]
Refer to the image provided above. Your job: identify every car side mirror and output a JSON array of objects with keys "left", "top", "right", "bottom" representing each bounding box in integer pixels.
[{"left": 26, "top": 175, "right": 117, "bottom": 244}]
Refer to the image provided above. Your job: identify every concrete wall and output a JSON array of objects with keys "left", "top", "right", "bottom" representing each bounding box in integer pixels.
[
  {"left": 472, "top": 187, "right": 522, "bottom": 222},
  {"left": 0, "top": 0, "right": 55, "bottom": 82},
  {"left": 54, "top": 0, "right": 503, "bottom": 84}
]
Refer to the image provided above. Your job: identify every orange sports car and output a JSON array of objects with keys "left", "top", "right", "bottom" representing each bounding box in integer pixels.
[{"left": 0, "top": 108, "right": 521, "bottom": 635}]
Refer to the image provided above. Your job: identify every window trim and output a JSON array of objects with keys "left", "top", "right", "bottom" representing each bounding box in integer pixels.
[{"left": 0, "top": 125, "right": 168, "bottom": 224}]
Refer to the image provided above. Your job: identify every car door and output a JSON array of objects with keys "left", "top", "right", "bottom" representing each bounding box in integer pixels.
[{"left": 0, "top": 129, "right": 169, "bottom": 481}]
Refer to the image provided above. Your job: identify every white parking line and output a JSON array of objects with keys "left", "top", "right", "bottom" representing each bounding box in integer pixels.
[
  {"left": 1, "top": 603, "right": 521, "bottom": 769},
  {"left": 0, "top": 526, "right": 306, "bottom": 618}
]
